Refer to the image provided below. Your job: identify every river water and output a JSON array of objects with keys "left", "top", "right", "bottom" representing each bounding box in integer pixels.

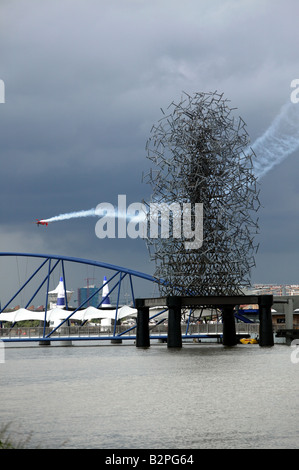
[{"left": 0, "top": 341, "right": 298, "bottom": 449}]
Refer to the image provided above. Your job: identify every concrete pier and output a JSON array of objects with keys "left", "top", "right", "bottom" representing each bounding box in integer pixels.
[
  {"left": 222, "top": 305, "right": 237, "bottom": 346},
  {"left": 136, "top": 299, "right": 150, "bottom": 348},
  {"left": 38, "top": 340, "right": 51, "bottom": 346},
  {"left": 59, "top": 340, "right": 72, "bottom": 346},
  {"left": 137, "top": 293, "right": 275, "bottom": 349},
  {"left": 167, "top": 296, "right": 182, "bottom": 348},
  {"left": 285, "top": 297, "right": 294, "bottom": 330},
  {"left": 258, "top": 295, "right": 274, "bottom": 347}
]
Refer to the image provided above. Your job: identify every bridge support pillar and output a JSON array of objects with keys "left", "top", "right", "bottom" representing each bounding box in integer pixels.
[
  {"left": 285, "top": 297, "right": 294, "bottom": 330},
  {"left": 258, "top": 295, "right": 274, "bottom": 346},
  {"left": 136, "top": 299, "right": 150, "bottom": 348},
  {"left": 222, "top": 305, "right": 237, "bottom": 346},
  {"left": 285, "top": 298, "right": 294, "bottom": 345},
  {"left": 167, "top": 296, "right": 182, "bottom": 348}
]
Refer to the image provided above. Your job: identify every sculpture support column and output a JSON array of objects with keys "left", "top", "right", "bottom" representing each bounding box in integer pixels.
[
  {"left": 136, "top": 299, "right": 150, "bottom": 348},
  {"left": 258, "top": 295, "right": 274, "bottom": 347},
  {"left": 222, "top": 305, "right": 237, "bottom": 346},
  {"left": 167, "top": 296, "right": 182, "bottom": 348}
]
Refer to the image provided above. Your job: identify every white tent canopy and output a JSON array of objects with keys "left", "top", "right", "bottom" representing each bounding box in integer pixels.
[
  {"left": 0, "top": 308, "right": 46, "bottom": 323},
  {"left": 0, "top": 305, "right": 138, "bottom": 323},
  {"left": 0, "top": 305, "right": 222, "bottom": 324}
]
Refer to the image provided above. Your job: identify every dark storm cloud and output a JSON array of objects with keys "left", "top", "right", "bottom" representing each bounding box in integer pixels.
[{"left": 1, "top": 0, "right": 299, "bottom": 288}]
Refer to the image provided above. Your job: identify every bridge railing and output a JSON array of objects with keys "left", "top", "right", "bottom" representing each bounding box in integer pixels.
[{"left": 0, "top": 322, "right": 261, "bottom": 340}]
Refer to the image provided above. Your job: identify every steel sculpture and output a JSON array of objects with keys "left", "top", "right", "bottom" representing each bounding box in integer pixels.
[{"left": 144, "top": 91, "right": 260, "bottom": 296}]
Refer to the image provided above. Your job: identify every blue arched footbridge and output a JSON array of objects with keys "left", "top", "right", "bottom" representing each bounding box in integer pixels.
[
  {"left": 0, "top": 252, "right": 264, "bottom": 346},
  {"left": 0, "top": 252, "right": 169, "bottom": 344}
]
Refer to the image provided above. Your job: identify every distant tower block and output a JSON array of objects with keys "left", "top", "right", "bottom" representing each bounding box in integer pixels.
[
  {"left": 102, "top": 276, "right": 111, "bottom": 307},
  {"left": 144, "top": 91, "right": 260, "bottom": 296}
]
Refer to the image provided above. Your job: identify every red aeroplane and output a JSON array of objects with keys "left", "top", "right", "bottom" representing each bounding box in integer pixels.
[{"left": 36, "top": 219, "right": 48, "bottom": 227}]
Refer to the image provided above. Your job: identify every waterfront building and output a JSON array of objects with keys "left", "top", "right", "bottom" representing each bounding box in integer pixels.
[
  {"left": 77, "top": 285, "right": 99, "bottom": 308},
  {"left": 251, "top": 284, "right": 299, "bottom": 296}
]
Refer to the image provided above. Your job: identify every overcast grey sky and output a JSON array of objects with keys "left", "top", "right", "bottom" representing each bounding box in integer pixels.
[{"left": 1, "top": 0, "right": 299, "bottom": 299}]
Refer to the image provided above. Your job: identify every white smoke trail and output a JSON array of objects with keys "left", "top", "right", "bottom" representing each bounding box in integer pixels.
[
  {"left": 250, "top": 101, "right": 299, "bottom": 179},
  {"left": 42, "top": 207, "right": 146, "bottom": 224},
  {"left": 43, "top": 208, "right": 98, "bottom": 223}
]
